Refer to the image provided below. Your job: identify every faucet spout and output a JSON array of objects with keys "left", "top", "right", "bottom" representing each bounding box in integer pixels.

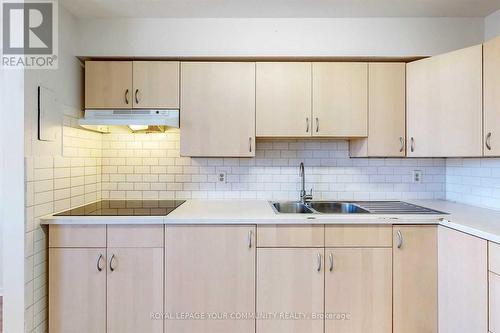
[{"left": 299, "top": 162, "right": 312, "bottom": 203}]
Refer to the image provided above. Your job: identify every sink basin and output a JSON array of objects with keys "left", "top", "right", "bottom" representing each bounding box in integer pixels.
[
  {"left": 308, "top": 202, "right": 369, "bottom": 214},
  {"left": 271, "top": 202, "right": 313, "bottom": 214}
]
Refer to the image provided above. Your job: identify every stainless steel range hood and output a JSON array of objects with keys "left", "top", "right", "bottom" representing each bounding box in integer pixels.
[{"left": 79, "top": 109, "right": 179, "bottom": 133}]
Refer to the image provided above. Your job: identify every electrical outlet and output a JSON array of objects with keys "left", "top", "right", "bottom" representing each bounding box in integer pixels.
[
  {"left": 412, "top": 170, "right": 423, "bottom": 183},
  {"left": 217, "top": 171, "right": 227, "bottom": 183}
]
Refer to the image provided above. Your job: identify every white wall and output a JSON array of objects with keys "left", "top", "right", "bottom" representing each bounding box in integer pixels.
[
  {"left": 77, "top": 17, "right": 484, "bottom": 57},
  {"left": 1, "top": 67, "right": 26, "bottom": 333},
  {"left": 24, "top": 5, "right": 84, "bottom": 333},
  {"left": 485, "top": 9, "right": 500, "bottom": 40}
]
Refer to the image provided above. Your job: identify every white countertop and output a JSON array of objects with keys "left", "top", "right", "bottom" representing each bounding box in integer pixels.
[{"left": 41, "top": 199, "right": 500, "bottom": 243}]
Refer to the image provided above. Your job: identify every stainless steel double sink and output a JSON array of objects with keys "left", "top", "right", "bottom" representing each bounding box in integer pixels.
[
  {"left": 271, "top": 201, "right": 369, "bottom": 214},
  {"left": 270, "top": 201, "right": 448, "bottom": 215}
]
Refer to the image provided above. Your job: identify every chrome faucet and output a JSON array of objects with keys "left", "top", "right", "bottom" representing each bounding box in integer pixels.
[{"left": 299, "top": 162, "right": 313, "bottom": 204}]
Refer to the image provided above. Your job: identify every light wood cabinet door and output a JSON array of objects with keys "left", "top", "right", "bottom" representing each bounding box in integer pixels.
[
  {"left": 407, "top": 45, "right": 483, "bottom": 157},
  {"left": 484, "top": 36, "right": 500, "bottom": 156},
  {"left": 350, "top": 63, "right": 405, "bottom": 157},
  {"left": 180, "top": 62, "right": 256, "bottom": 157},
  {"left": 393, "top": 226, "right": 437, "bottom": 333},
  {"left": 107, "top": 247, "right": 163, "bottom": 333},
  {"left": 325, "top": 248, "right": 392, "bottom": 333},
  {"left": 165, "top": 225, "right": 256, "bottom": 333},
  {"left": 256, "top": 62, "right": 312, "bottom": 137},
  {"left": 85, "top": 61, "right": 133, "bottom": 108},
  {"left": 49, "top": 248, "right": 106, "bottom": 333},
  {"left": 437, "top": 227, "right": 488, "bottom": 333},
  {"left": 490, "top": 272, "right": 500, "bottom": 333},
  {"left": 132, "top": 61, "right": 179, "bottom": 109},
  {"left": 312, "top": 62, "right": 368, "bottom": 137},
  {"left": 257, "top": 248, "right": 324, "bottom": 333},
  {"left": 257, "top": 224, "right": 324, "bottom": 247}
]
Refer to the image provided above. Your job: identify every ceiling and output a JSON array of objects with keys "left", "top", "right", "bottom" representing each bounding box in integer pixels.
[{"left": 61, "top": 0, "right": 500, "bottom": 18}]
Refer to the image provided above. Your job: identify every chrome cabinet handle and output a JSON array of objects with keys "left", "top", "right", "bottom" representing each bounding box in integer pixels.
[
  {"left": 135, "top": 89, "right": 140, "bottom": 104},
  {"left": 315, "top": 117, "right": 319, "bottom": 133},
  {"left": 399, "top": 137, "right": 405, "bottom": 152},
  {"left": 410, "top": 137, "right": 415, "bottom": 153},
  {"left": 249, "top": 137, "right": 252, "bottom": 153},
  {"left": 125, "top": 89, "right": 130, "bottom": 104},
  {"left": 328, "top": 253, "right": 334, "bottom": 272},
  {"left": 109, "top": 254, "right": 116, "bottom": 271},
  {"left": 248, "top": 230, "right": 253, "bottom": 248},
  {"left": 96, "top": 254, "right": 104, "bottom": 272},
  {"left": 486, "top": 132, "right": 492, "bottom": 151},
  {"left": 396, "top": 230, "right": 403, "bottom": 249},
  {"left": 316, "top": 253, "right": 322, "bottom": 272},
  {"left": 306, "top": 118, "right": 309, "bottom": 133}
]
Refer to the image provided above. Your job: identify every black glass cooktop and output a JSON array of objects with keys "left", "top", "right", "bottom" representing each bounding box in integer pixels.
[{"left": 54, "top": 200, "right": 186, "bottom": 216}]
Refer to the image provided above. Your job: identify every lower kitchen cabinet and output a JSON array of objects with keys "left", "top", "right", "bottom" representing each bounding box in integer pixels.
[
  {"left": 393, "top": 226, "right": 438, "bottom": 333},
  {"left": 49, "top": 248, "right": 107, "bottom": 333},
  {"left": 257, "top": 248, "right": 324, "bottom": 333},
  {"left": 107, "top": 247, "right": 164, "bottom": 333},
  {"left": 165, "top": 225, "right": 256, "bottom": 333},
  {"left": 490, "top": 241, "right": 500, "bottom": 333},
  {"left": 437, "top": 227, "right": 488, "bottom": 333},
  {"left": 491, "top": 272, "right": 500, "bottom": 333},
  {"left": 48, "top": 225, "right": 164, "bottom": 333},
  {"left": 325, "top": 248, "right": 392, "bottom": 333}
]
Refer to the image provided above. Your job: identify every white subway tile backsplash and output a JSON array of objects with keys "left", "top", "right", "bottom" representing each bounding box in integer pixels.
[
  {"left": 446, "top": 158, "right": 500, "bottom": 210},
  {"left": 99, "top": 129, "right": 445, "bottom": 201}
]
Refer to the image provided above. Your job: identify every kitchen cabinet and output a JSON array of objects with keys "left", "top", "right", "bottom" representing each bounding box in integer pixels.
[
  {"left": 406, "top": 44, "right": 483, "bottom": 157},
  {"left": 85, "top": 61, "right": 180, "bottom": 109},
  {"left": 256, "top": 224, "right": 324, "bottom": 247},
  {"left": 350, "top": 63, "right": 406, "bottom": 157},
  {"left": 132, "top": 61, "right": 180, "bottom": 108},
  {"left": 256, "top": 62, "right": 312, "bottom": 137},
  {"left": 49, "top": 225, "right": 164, "bottom": 333},
  {"left": 491, "top": 241, "right": 500, "bottom": 273},
  {"left": 312, "top": 62, "right": 368, "bottom": 137},
  {"left": 325, "top": 225, "right": 393, "bottom": 247},
  {"left": 491, "top": 242, "right": 500, "bottom": 333},
  {"left": 49, "top": 248, "right": 107, "bottom": 333},
  {"left": 393, "top": 226, "right": 438, "bottom": 333},
  {"left": 107, "top": 247, "right": 163, "bottom": 333},
  {"left": 491, "top": 272, "right": 500, "bottom": 333},
  {"left": 484, "top": 36, "right": 500, "bottom": 156},
  {"left": 325, "top": 248, "right": 392, "bottom": 333},
  {"left": 257, "top": 248, "right": 324, "bottom": 333},
  {"left": 180, "top": 62, "right": 256, "bottom": 157},
  {"left": 85, "top": 61, "right": 133, "bottom": 109},
  {"left": 165, "top": 225, "right": 256, "bottom": 333},
  {"left": 437, "top": 227, "right": 488, "bottom": 333}
]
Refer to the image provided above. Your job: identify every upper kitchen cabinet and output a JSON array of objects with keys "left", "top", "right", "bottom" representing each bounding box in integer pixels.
[
  {"left": 132, "top": 61, "right": 180, "bottom": 108},
  {"left": 484, "top": 36, "right": 500, "bottom": 156},
  {"left": 350, "top": 63, "right": 406, "bottom": 157},
  {"left": 84, "top": 61, "right": 180, "bottom": 109},
  {"left": 256, "top": 62, "right": 312, "bottom": 137},
  {"left": 406, "top": 44, "right": 483, "bottom": 157},
  {"left": 180, "top": 62, "right": 256, "bottom": 157},
  {"left": 312, "top": 62, "right": 368, "bottom": 137},
  {"left": 85, "top": 61, "right": 133, "bottom": 109}
]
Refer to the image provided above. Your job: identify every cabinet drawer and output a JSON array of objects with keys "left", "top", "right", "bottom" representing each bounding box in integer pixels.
[
  {"left": 325, "top": 225, "right": 392, "bottom": 247},
  {"left": 490, "top": 242, "right": 500, "bottom": 274},
  {"left": 257, "top": 225, "right": 324, "bottom": 247},
  {"left": 107, "top": 225, "right": 163, "bottom": 248},
  {"left": 490, "top": 272, "right": 500, "bottom": 333},
  {"left": 49, "top": 225, "right": 106, "bottom": 248}
]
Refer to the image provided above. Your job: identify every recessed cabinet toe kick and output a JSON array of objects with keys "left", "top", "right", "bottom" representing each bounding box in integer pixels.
[{"left": 48, "top": 223, "right": 493, "bottom": 333}]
